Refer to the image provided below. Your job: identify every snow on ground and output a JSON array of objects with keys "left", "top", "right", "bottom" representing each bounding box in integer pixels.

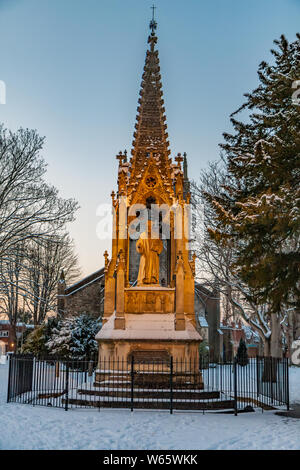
[{"left": 0, "top": 362, "right": 299, "bottom": 450}]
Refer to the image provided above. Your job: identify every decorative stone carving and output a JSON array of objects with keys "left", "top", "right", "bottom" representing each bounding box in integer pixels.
[{"left": 125, "top": 288, "right": 175, "bottom": 313}]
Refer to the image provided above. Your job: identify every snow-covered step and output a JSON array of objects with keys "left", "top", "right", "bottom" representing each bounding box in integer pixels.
[
  {"left": 94, "top": 378, "right": 204, "bottom": 389},
  {"left": 64, "top": 396, "right": 235, "bottom": 411},
  {"left": 77, "top": 387, "right": 221, "bottom": 401}
]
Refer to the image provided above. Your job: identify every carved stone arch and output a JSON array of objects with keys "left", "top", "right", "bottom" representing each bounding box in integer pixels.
[
  {"left": 129, "top": 161, "right": 173, "bottom": 207},
  {"left": 143, "top": 190, "right": 168, "bottom": 206}
]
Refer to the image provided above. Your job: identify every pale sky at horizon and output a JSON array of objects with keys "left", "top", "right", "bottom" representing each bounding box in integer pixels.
[{"left": 0, "top": 0, "right": 299, "bottom": 279}]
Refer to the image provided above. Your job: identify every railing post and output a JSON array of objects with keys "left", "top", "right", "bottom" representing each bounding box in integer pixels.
[
  {"left": 64, "top": 360, "right": 69, "bottom": 411},
  {"left": 6, "top": 354, "right": 13, "bottom": 403},
  {"left": 84, "top": 359, "right": 88, "bottom": 383},
  {"left": 88, "top": 360, "right": 93, "bottom": 377},
  {"left": 286, "top": 357, "right": 290, "bottom": 411},
  {"left": 131, "top": 355, "right": 134, "bottom": 412},
  {"left": 233, "top": 357, "right": 238, "bottom": 416},
  {"left": 170, "top": 356, "right": 173, "bottom": 415},
  {"left": 256, "top": 356, "right": 260, "bottom": 403},
  {"left": 270, "top": 357, "right": 274, "bottom": 404}
]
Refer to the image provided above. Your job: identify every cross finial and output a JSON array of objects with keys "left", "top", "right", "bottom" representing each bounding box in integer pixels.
[
  {"left": 151, "top": 4, "right": 156, "bottom": 20},
  {"left": 175, "top": 153, "right": 184, "bottom": 166},
  {"left": 116, "top": 151, "right": 124, "bottom": 165},
  {"left": 149, "top": 4, "right": 157, "bottom": 34}
]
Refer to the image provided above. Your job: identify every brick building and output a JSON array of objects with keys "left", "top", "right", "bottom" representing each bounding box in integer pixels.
[
  {"left": 0, "top": 320, "right": 34, "bottom": 354},
  {"left": 57, "top": 268, "right": 105, "bottom": 319}
]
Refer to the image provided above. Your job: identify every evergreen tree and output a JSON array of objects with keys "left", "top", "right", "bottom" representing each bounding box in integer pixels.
[
  {"left": 204, "top": 35, "right": 300, "bottom": 332},
  {"left": 22, "top": 325, "right": 48, "bottom": 355},
  {"left": 46, "top": 314, "right": 101, "bottom": 359},
  {"left": 21, "top": 316, "right": 59, "bottom": 355},
  {"left": 236, "top": 338, "right": 249, "bottom": 367}
]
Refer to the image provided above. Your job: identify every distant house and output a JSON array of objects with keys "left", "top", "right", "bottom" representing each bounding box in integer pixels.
[
  {"left": 220, "top": 319, "right": 263, "bottom": 361},
  {"left": 0, "top": 320, "right": 34, "bottom": 354}
]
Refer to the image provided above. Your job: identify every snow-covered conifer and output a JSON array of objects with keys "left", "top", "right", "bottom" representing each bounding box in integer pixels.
[{"left": 46, "top": 314, "right": 101, "bottom": 359}]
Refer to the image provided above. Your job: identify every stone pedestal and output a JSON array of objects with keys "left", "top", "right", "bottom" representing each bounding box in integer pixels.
[{"left": 96, "top": 310, "right": 203, "bottom": 387}]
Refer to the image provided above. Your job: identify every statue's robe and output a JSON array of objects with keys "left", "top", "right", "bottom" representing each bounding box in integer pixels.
[{"left": 136, "top": 232, "right": 163, "bottom": 285}]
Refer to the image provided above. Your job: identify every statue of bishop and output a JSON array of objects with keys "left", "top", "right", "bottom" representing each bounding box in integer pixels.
[{"left": 136, "top": 220, "right": 163, "bottom": 286}]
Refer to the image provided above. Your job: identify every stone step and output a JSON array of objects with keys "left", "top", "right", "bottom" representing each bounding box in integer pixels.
[
  {"left": 93, "top": 381, "right": 204, "bottom": 389},
  {"left": 96, "top": 371, "right": 201, "bottom": 377},
  {"left": 94, "top": 372, "right": 204, "bottom": 388},
  {"left": 65, "top": 397, "right": 235, "bottom": 411},
  {"left": 77, "top": 388, "right": 220, "bottom": 400}
]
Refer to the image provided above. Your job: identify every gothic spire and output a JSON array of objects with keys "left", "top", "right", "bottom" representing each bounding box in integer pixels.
[{"left": 129, "top": 13, "right": 171, "bottom": 184}]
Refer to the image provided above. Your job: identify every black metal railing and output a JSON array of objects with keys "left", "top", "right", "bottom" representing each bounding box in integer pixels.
[{"left": 7, "top": 354, "right": 289, "bottom": 414}]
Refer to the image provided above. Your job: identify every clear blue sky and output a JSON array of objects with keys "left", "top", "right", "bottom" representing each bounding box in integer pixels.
[{"left": 0, "top": 0, "right": 299, "bottom": 277}]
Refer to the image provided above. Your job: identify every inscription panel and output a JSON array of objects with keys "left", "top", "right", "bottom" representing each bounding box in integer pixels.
[{"left": 125, "top": 288, "right": 175, "bottom": 313}]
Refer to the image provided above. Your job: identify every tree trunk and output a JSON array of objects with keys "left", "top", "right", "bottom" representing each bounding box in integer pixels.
[
  {"left": 262, "top": 314, "right": 282, "bottom": 383},
  {"left": 263, "top": 314, "right": 282, "bottom": 358},
  {"left": 264, "top": 337, "right": 271, "bottom": 356},
  {"left": 270, "top": 313, "right": 282, "bottom": 358}
]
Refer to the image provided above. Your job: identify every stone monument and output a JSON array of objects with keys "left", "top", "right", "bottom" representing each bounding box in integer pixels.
[{"left": 95, "top": 16, "right": 202, "bottom": 380}]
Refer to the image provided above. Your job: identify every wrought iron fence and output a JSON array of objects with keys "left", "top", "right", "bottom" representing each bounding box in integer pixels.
[{"left": 7, "top": 354, "right": 289, "bottom": 414}]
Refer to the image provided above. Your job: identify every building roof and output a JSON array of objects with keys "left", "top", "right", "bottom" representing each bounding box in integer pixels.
[
  {"left": 197, "top": 315, "right": 209, "bottom": 328},
  {"left": 64, "top": 268, "right": 105, "bottom": 296}
]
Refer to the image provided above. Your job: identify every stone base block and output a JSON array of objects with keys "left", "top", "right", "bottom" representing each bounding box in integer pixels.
[
  {"left": 114, "top": 316, "right": 125, "bottom": 329},
  {"left": 175, "top": 318, "right": 185, "bottom": 330}
]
